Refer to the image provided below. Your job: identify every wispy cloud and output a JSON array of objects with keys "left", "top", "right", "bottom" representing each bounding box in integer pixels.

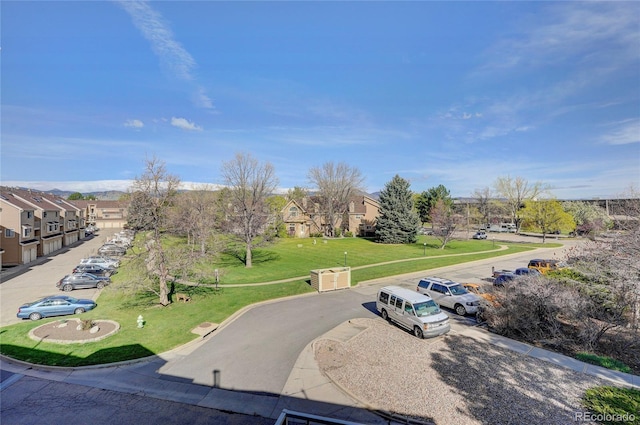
[
  {"left": 117, "top": 0, "right": 214, "bottom": 109},
  {"left": 124, "top": 119, "right": 144, "bottom": 128},
  {"left": 600, "top": 118, "right": 640, "bottom": 145},
  {"left": 482, "top": 2, "right": 639, "bottom": 71},
  {"left": 171, "top": 117, "right": 202, "bottom": 131}
]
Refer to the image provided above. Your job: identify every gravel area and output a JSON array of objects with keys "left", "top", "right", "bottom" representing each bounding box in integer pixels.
[
  {"left": 315, "top": 318, "right": 609, "bottom": 425},
  {"left": 30, "top": 319, "right": 119, "bottom": 343}
]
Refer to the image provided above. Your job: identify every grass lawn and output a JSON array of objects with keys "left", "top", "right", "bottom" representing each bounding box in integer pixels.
[
  {"left": 201, "top": 236, "right": 548, "bottom": 284},
  {"left": 0, "top": 236, "right": 557, "bottom": 366}
]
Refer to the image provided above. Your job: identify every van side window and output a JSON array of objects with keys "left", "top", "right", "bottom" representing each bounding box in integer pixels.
[
  {"left": 404, "top": 303, "right": 414, "bottom": 315},
  {"left": 395, "top": 297, "right": 403, "bottom": 309},
  {"left": 379, "top": 291, "right": 389, "bottom": 304},
  {"left": 390, "top": 295, "right": 397, "bottom": 306}
]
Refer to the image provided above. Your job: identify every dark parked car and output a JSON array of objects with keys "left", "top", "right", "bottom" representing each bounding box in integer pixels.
[
  {"left": 514, "top": 267, "right": 541, "bottom": 276},
  {"left": 17, "top": 295, "right": 97, "bottom": 321},
  {"left": 494, "top": 272, "right": 517, "bottom": 287},
  {"left": 72, "top": 264, "right": 115, "bottom": 277},
  {"left": 57, "top": 273, "right": 110, "bottom": 291}
]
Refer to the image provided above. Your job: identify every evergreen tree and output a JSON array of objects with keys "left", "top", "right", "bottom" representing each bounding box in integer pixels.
[{"left": 375, "top": 175, "right": 421, "bottom": 244}]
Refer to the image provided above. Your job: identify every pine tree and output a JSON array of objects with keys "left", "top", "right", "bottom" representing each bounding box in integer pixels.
[{"left": 375, "top": 175, "right": 421, "bottom": 244}]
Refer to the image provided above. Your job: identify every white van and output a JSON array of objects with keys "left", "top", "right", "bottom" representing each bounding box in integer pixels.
[{"left": 376, "top": 286, "right": 450, "bottom": 338}]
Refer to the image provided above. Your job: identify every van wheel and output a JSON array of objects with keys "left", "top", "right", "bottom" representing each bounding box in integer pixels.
[
  {"left": 413, "top": 326, "right": 424, "bottom": 339},
  {"left": 455, "top": 304, "right": 467, "bottom": 316},
  {"left": 381, "top": 309, "right": 389, "bottom": 321}
]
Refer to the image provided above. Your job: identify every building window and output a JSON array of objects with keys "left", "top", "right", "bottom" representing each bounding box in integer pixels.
[
  {"left": 289, "top": 207, "right": 298, "bottom": 217},
  {"left": 27, "top": 211, "right": 33, "bottom": 219},
  {"left": 5, "top": 229, "right": 15, "bottom": 237}
]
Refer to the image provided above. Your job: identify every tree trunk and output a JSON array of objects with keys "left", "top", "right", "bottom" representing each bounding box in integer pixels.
[
  {"left": 245, "top": 242, "right": 252, "bottom": 268},
  {"left": 158, "top": 265, "right": 170, "bottom": 306}
]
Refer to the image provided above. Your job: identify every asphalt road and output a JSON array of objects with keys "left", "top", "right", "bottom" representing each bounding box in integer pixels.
[{"left": 158, "top": 234, "right": 576, "bottom": 395}]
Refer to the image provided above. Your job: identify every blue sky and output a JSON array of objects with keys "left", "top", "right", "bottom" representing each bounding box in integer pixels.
[{"left": 2, "top": 1, "right": 639, "bottom": 199}]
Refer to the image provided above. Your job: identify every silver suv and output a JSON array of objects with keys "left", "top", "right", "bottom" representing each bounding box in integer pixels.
[{"left": 416, "top": 277, "right": 481, "bottom": 316}]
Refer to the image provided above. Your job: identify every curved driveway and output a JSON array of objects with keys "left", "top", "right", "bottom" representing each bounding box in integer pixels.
[
  {"left": 1, "top": 232, "right": 578, "bottom": 397},
  {"left": 159, "top": 237, "right": 577, "bottom": 395}
]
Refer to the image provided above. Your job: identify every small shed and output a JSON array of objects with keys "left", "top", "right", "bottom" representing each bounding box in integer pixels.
[{"left": 310, "top": 267, "right": 351, "bottom": 292}]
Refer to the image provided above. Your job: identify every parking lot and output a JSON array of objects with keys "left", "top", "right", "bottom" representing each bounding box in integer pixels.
[{"left": 0, "top": 230, "right": 120, "bottom": 327}]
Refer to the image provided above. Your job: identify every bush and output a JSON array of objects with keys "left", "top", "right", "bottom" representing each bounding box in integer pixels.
[
  {"left": 582, "top": 386, "right": 640, "bottom": 425},
  {"left": 484, "top": 277, "right": 585, "bottom": 342},
  {"left": 344, "top": 231, "right": 353, "bottom": 237},
  {"left": 576, "top": 352, "right": 631, "bottom": 373}
]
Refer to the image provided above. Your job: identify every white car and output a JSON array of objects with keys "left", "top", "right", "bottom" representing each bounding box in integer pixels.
[
  {"left": 416, "top": 277, "right": 481, "bottom": 316},
  {"left": 80, "top": 256, "right": 120, "bottom": 268}
]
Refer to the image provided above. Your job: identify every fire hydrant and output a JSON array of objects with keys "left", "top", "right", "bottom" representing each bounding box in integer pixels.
[{"left": 137, "top": 315, "right": 144, "bottom": 328}]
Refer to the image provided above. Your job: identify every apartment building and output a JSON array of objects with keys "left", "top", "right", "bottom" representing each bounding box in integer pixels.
[
  {"left": 0, "top": 187, "right": 88, "bottom": 266},
  {"left": 281, "top": 194, "right": 380, "bottom": 237}
]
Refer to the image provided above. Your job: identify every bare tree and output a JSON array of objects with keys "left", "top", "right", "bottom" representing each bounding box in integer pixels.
[
  {"left": 307, "top": 162, "right": 365, "bottom": 237},
  {"left": 129, "top": 156, "right": 181, "bottom": 306},
  {"left": 493, "top": 176, "right": 548, "bottom": 232},
  {"left": 171, "top": 186, "right": 222, "bottom": 255},
  {"left": 472, "top": 187, "right": 493, "bottom": 227},
  {"left": 430, "top": 198, "right": 462, "bottom": 249},
  {"left": 221, "top": 152, "right": 279, "bottom": 268}
]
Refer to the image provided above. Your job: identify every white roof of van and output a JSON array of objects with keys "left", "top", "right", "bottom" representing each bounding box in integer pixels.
[{"left": 379, "top": 286, "right": 434, "bottom": 303}]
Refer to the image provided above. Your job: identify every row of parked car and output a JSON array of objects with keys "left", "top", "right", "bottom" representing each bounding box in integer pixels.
[
  {"left": 17, "top": 254, "right": 123, "bottom": 321},
  {"left": 375, "top": 258, "right": 570, "bottom": 338},
  {"left": 97, "top": 230, "right": 134, "bottom": 257},
  {"left": 492, "top": 258, "right": 567, "bottom": 287},
  {"left": 16, "top": 233, "right": 135, "bottom": 321}
]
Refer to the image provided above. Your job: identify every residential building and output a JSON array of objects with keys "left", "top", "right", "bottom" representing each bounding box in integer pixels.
[
  {"left": 0, "top": 191, "right": 39, "bottom": 266},
  {"left": 73, "top": 200, "right": 128, "bottom": 229},
  {"left": 281, "top": 194, "right": 380, "bottom": 237}
]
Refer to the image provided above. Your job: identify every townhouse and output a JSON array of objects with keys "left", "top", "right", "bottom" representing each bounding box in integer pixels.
[
  {"left": 281, "top": 194, "right": 380, "bottom": 238},
  {"left": 0, "top": 187, "right": 87, "bottom": 266},
  {"left": 72, "top": 200, "right": 128, "bottom": 229}
]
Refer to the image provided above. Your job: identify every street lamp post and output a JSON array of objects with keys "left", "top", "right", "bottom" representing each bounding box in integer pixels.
[{"left": 344, "top": 251, "right": 348, "bottom": 267}]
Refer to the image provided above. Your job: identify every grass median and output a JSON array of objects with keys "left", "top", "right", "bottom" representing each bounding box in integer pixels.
[{"left": 0, "top": 236, "right": 556, "bottom": 366}]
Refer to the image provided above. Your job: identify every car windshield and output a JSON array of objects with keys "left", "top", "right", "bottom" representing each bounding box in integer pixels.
[
  {"left": 413, "top": 300, "right": 441, "bottom": 317},
  {"left": 448, "top": 284, "right": 468, "bottom": 295}
]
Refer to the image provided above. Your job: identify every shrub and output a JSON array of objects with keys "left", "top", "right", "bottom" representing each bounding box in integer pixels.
[
  {"left": 80, "top": 319, "right": 95, "bottom": 331},
  {"left": 344, "top": 231, "right": 353, "bottom": 237},
  {"left": 582, "top": 386, "right": 640, "bottom": 425}
]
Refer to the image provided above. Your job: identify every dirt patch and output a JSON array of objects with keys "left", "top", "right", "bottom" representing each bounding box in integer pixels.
[{"left": 29, "top": 319, "right": 120, "bottom": 344}]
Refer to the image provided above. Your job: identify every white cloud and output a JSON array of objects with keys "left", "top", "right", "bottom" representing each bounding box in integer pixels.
[
  {"left": 117, "top": 0, "right": 214, "bottom": 110},
  {"left": 600, "top": 118, "right": 640, "bottom": 145},
  {"left": 124, "top": 119, "right": 144, "bottom": 128},
  {"left": 482, "top": 3, "right": 640, "bottom": 71},
  {"left": 171, "top": 117, "right": 202, "bottom": 131}
]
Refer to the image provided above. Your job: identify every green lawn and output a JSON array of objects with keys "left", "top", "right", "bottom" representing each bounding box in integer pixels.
[
  {"left": 0, "top": 236, "right": 556, "bottom": 366},
  {"left": 201, "top": 236, "right": 546, "bottom": 284}
]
